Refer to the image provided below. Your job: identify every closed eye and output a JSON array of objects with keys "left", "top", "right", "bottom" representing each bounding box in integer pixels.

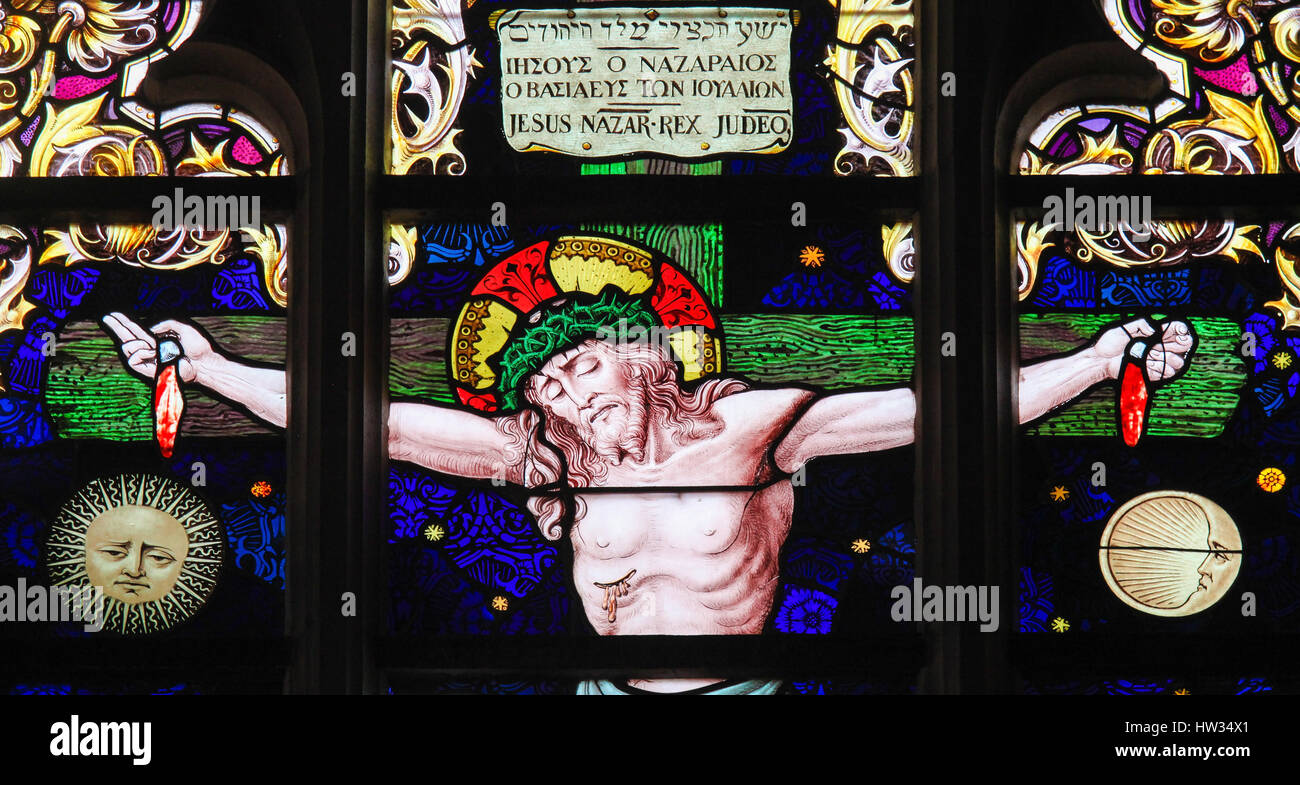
[{"left": 576, "top": 358, "right": 599, "bottom": 376}]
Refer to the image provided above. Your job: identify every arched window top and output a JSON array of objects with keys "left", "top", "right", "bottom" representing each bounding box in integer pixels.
[
  {"left": 1010, "top": 0, "right": 1300, "bottom": 176},
  {"left": 1, "top": 0, "right": 288, "bottom": 177}
]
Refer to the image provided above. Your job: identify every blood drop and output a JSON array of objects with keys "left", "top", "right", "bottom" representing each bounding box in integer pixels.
[
  {"left": 1119, "top": 358, "right": 1149, "bottom": 447},
  {"left": 154, "top": 363, "right": 184, "bottom": 458}
]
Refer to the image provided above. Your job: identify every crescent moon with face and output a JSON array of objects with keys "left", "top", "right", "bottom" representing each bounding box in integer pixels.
[{"left": 1099, "top": 490, "right": 1243, "bottom": 617}]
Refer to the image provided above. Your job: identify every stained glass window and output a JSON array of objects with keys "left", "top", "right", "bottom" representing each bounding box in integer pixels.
[
  {"left": 0, "top": 0, "right": 292, "bottom": 693},
  {"left": 10, "top": 0, "right": 1296, "bottom": 704},
  {"left": 381, "top": 0, "right": 925, "bottom": 694},
  {"left": 1012, "top": 0, "right": 1300, "bottom": 693}
]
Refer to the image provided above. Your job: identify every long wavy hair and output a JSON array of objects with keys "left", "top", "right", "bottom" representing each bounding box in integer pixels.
[{"left": 494, "top": 339, "right": 748, "bottom": 540}]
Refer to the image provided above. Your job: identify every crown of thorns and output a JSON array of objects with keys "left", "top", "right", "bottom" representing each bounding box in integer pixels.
[
  {"left": 498, "top": 290, "right": 657, "bottom": 411},
  {"left": 449, "top": 236, "right": 722, "bottom": 413}
]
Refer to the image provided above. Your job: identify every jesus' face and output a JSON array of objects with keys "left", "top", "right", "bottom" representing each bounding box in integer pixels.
[
  {"left": 84, "top": 505, "right": 190, "bottom": 604},
  {"left": 527, "top": 340, "right": 650, "bottom": 463}
]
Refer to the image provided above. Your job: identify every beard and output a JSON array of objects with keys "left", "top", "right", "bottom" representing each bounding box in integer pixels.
[
  {"left": 501, "top": 342, "right": 751, "bottom": 540},
  {"left": 535, "top": 384, "right": 653, "bottom": 484},
  {"left": 523, "top": 351, "right": 748, "bottom": 489},
  {"left": 582, "top": 392, "right": 650, "bottom": 467}
]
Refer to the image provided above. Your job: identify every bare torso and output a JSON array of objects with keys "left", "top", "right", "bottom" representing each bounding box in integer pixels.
[{"left": 555, "top": 389, "right": 812, "bottom": 636}]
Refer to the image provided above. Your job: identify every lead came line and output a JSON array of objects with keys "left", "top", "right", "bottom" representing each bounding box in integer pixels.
[{"left": 1100, "top": 546, "right": 1243, "bottom": 553}]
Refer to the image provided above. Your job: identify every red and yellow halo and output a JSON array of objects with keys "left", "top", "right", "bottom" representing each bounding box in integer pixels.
[{"left": 449, "top": 234, "right": 722, "bottom": 412}]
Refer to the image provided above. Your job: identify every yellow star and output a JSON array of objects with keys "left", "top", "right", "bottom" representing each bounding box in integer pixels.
[
  {"left": 424, "top": 524, "right": 445, "bottom": 542},
  {"left": 1049, "top": 485, "right": 1070, "bottom": 502},
  {"left": 798, "top": 245, "right": 825, "bottom": 269},
  {"left": 491, "top": 596, "right": 509, "bottom": 612},
  {"left": 1051, "top": 616, "right": 1070, "bottom": 633},
  {"left": 1173, "top": 688, "right": 1191, "bottom": 695},
  {"left": 851, "top": 538, "right": 872, "bottom": 554},
  {"left": 1271, "top": 351, "right": 1294, "bottom": 370}
]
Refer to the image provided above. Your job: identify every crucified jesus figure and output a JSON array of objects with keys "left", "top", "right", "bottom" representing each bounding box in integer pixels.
[{"left": 103, "top": 311, "right": 1195, "bottom": 692}]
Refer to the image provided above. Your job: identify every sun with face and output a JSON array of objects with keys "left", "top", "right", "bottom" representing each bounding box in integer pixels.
[
  {"left": 84, "top": 505, "right": 190, "bottom": 605},
  {"left": 47, "top": 474, "right": 223, "bottom": 634}
]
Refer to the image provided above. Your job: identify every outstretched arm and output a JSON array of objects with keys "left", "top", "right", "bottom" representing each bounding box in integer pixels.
[
  {"left": 388, "top": 401, "right": 519, "bottom": 481},
  {"left": 103, "top": 313, "right": 518, "bottom": 480},
  {"left": 773, "top": 387, "right": 916, "bottom": 473},
  {"left": 103, "top": 313, "right": 287, "bottom": 428},
  {"left": 774, "top": 317, "right": 1195, "bottom": 470},
  {"left": 1018, "top": 318, "right": 1193, "bottom": 425}
]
